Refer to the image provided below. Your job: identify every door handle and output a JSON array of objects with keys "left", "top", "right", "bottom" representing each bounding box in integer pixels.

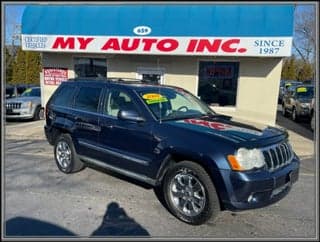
[
  {"left": 101, "top": 123, "right": 113, "bottom": 129},
  {"left": 105, "top": 124, "right": 113, "bottom": 129}
]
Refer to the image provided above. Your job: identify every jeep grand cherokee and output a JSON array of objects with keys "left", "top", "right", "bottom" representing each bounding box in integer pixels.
[{"left": 44, "top": 78, "right": 300, "bottom": 225}]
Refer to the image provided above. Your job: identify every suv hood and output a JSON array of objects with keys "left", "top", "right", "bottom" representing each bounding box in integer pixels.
[
  {"left": 166, "top": 115, "right": 287, "bottom": 146},
  {"left": 6, "top": 96, "right": 39, "bottom": 103},
  {"left": 298, "top": 97, "right": 312, "bottom": 103}
]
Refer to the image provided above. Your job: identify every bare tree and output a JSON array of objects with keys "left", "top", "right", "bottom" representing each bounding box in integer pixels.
[
  {"left": 293, "top": 5, "right": 316, "bottom": 64},
  {"left": 5, "top": 5, "right": 21, "bottom": 70}
]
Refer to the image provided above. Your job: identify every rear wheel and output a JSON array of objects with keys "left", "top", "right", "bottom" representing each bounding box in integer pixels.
[
  {"left": 54, "top": 133, "right": 85, "bottom": 173},
  {"left": 162, "top": 161, "right": 220, "bottom": 225}
]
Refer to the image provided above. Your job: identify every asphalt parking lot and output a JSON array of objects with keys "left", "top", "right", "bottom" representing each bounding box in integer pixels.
[{"left": 3, "top": 110, "right": 317, "bottom": 239}]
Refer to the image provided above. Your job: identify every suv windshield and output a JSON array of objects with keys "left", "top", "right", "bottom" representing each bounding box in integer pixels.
[
  {"left": 138, "top": 87, "right": 215, "bottom": 121},
  {"left": 21, "top": 88, "right": 40, "bottom": 97},
  {"left": 296, "top": 86, "right": 314, "bottom": 98}
]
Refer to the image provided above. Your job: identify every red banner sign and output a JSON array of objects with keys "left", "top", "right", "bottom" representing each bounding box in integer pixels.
[{"left": 44, "top": 67, "right": 68, "bottom": 85}]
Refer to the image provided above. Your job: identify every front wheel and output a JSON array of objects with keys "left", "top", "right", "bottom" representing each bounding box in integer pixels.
[
  {"left": 33, "top": 106, "right": 44, "bottom": 121},
  {"left": 292, "top": 107, "right": 299, "bottom": 122},
  {"left": 282, "top": 104, "right": 288, "bottom": 117},
  {"left": 310, "top": 113, "right": 315, "bottom": 131},
  {"left": 162, "top": 161, "right": 220, "bottom": 225}
]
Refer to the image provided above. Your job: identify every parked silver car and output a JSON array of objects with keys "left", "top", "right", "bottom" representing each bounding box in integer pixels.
[
  {"left": 278, "top": 80, "right": 302, "bottom": 104},
  {"left": 5, "top": 86, "right": 44, "bottom": 120},
  {"left": 282, "top": 85, "right": 314, "bottom": 122}
]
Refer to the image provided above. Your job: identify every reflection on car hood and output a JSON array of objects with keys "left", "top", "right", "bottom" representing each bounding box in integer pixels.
[
  {"left": 6, "top": 96, "right": 40, "bottom": 103},
  {"left": 166, "top": 115, "right": 286, "bottom": 144}
]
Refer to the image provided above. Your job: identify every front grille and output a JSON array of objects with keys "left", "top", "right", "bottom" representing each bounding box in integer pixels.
[
  {"left": 262, "top": 142, "right": 294, "bottom": 172},
  {"left": 6, "top": 103, "right": 21, "bottom": 110}
]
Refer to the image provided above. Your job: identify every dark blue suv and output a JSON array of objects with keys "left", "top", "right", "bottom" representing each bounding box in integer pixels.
[{"left": 44, "top": 78, "right": 300, "bottom": 225}]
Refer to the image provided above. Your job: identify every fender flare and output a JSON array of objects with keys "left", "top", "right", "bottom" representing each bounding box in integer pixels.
[{"left": 155, "top": 155, "right": 175, "bottom": 186}]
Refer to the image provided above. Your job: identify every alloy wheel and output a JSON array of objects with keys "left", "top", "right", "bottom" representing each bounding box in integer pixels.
[
  {"left": 56, "top": 140, "right": 72, "bottom": 169},
  {"left": 168, "top": 169, "right": 206, "bottom": 217}
]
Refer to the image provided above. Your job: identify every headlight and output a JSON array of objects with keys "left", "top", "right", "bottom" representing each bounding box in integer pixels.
[
  {"left": 227, "top": 148, "right": 265, "bottom": 171},
  {"left": 21, "top": 101, "right": 32, "bottom": 109},
  {"left": 300, "top": 103, "right": 310, "bottom": 108}
]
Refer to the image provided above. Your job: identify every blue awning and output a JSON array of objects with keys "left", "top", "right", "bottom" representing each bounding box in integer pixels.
[
  {"left": 21, "top": 4, "right": 294, "bottom": 57},
  {"left": 22, "top": 4, "right": 294, "bottom": 37}
]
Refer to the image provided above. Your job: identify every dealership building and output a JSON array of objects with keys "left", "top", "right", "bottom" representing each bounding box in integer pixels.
[{"left": 21, "top": 4, "right": 294, "bottom": 125}]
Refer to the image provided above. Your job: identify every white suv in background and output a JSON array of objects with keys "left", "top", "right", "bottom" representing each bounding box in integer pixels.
[{"left": 5, "top": 86, "right": 44, "bottom": 121}]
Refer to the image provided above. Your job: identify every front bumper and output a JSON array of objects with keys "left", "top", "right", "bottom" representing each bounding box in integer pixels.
[
  {"left": 218, "top": 155, "right": 300, "bottom": 211},
  {"left": 297, "top": 107, "right": 311, "bottom": 117},
  {"left": 6, "top": 108, "right": 33, "bottom": 119}
]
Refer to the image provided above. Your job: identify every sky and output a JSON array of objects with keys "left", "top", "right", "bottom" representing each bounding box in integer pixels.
[{"left": 4, "top": 4, "right": 26, "bottom": 45}]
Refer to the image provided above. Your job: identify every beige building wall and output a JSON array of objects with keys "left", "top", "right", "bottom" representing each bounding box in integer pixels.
[
  {"left": 213, "top": 58, "right": 283, "bottom": 126},
  {"left": 237, "top": 58, "right": 283, "bottom": 126},
  {"left": 107, "top": 55, "right": 198, "bottom": 94},
  {"left": 41, "top": 53, "right": 282, "bottom": 126}
]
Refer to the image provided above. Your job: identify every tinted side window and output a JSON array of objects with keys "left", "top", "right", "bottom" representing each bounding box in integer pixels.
[
  {"left": 74, "top": 87, "right": 102, "bottom": 113},
  {"left": 51, "top": 85, "right": 77, "bottom": 107}
]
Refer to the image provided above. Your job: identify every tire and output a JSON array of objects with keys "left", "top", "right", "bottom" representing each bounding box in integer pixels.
[
  {"left": 39, "top": 108, "right": 44, "bottom": 120},
  {"left": 310, "top": 113, "right": 315, "bottom": 131},
  {"left": 282, "top": 104, "right": 288, "bottom": 117},
  {"left": 33, "top": 106, "right": 42, "bottom": 121},
  {"left": 54, "top": 133, "right": 85, "bottom": 173},
  {"left": 292, "top": 107, "right": 299, "bottom": 122},
  {"left": 162, "top": 161, "right": 220, "bottom": 225}
]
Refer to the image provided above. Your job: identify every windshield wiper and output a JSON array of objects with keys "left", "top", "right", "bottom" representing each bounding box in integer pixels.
[{"left": 200, "top": 112, "right": 216, "bottom": 118}]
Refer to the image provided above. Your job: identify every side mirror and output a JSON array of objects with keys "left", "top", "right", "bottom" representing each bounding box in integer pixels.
[{"left": 118, "top": 110, "right": 145, "bottom": 123}]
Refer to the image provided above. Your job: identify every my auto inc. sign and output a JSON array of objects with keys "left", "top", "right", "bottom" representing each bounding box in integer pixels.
[{"left": 22, "top": 35, "right": 292, "bottom": 57}]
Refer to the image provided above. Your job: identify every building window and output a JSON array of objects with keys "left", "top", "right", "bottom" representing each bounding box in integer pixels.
[
  {"left": 137, "top": 67, "right": 164, "bottom": 84},
  {"left": 198, "top": 61, "right": 239, "bottom": 106},
  {"left": 74, "top": 58, "right": 107, "bottom": 78}
]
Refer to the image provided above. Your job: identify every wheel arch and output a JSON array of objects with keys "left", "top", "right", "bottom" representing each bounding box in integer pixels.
[
  {"left": 50, "top": 127, "right": 71, "bottom": 145},
  {"left": 155, "top": 152, "right": 226, "bottom": 210}
]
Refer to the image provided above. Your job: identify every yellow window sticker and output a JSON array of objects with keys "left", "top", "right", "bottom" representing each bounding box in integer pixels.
[
  {"left": 146, "top": 97, "right": 168, "bottom": 104},
  {"left": 297, "top": 87, "right": 307, "bottom": 92},
  {"left": 142, "top": 93, "right": 168, "bottom": 104},
  {"left": 142, "top": 93, "right": 162, "bottom": 100},
  {"left": 24, "top": 88, "right": 32, "bottom": 93}
]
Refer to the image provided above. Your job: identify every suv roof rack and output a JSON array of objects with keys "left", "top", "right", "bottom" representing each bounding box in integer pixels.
[
  {"left": 72, "top": 76, "right": 108, "bottom": 81},
  {"left": 71, "top": 77, "right": 159, "bottom": 85},
  {"left": 107, "top": 77, "right": 158, "bottom": 84}
]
